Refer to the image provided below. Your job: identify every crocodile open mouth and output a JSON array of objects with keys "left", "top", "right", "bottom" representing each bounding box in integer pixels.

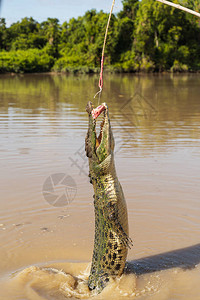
[{"left": 92, "top": 104, "right": 106, "bottom": 149}]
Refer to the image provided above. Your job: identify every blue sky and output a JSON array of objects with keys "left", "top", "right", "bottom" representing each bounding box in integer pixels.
[{"left": 0, "top": 0, "right": 123, "bottom": 26}]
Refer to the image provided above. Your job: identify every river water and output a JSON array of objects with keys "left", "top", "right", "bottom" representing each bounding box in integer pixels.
[{"left": 0, "top": 73, "right": 200, "bottom": 299}]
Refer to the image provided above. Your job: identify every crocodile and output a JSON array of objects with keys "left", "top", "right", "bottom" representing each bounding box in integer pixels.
[{"left": 85, "top": 101, "right": 133, "bottom": 293}]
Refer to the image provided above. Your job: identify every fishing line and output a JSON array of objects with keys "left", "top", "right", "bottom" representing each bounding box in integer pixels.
[{"left": 94, "top": 0, "right": 115, "bottom": 104}]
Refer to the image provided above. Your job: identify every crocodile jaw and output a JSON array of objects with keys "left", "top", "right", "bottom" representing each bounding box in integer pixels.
[{"left": 85, "top": 101, "right": 114, "bottom": 164}]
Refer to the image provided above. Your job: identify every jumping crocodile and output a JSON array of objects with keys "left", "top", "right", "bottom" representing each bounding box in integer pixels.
[{"left": 85, "top": 101, "right": 133, "bottom": 293}]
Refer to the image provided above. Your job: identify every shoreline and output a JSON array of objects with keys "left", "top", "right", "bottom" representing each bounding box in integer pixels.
[{"left": 0, "top": 68, "right": 200, "bottom": 76}]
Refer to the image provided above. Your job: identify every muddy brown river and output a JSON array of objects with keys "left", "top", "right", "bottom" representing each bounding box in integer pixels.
[{"left": 0, "top": 73, "right": 200, "bottom": 299}]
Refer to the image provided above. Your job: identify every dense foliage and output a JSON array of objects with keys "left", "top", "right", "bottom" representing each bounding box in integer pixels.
[{"left": 0, "top": 0, "right": 200, "bottom": 73}]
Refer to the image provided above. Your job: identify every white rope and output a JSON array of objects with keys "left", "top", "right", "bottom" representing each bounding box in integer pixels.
[
  {"left": 94, "top": 0, "right": 116, "bottom": 103},
  {"left": 156, "top": 0, "right": 200, "bottom": 18},
  {"left": 101, "top": 0, "right": 116, "bottom": 60},
  {"left": 93, "top": 87, "right": 102, "bottom": 99}
]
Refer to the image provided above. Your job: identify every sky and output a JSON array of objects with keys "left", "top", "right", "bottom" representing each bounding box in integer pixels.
[{"left": 0, "top": 0, "right": 123, "bottom": 26}]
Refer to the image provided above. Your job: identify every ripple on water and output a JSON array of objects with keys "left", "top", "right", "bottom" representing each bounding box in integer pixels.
[{"left": 3, "top": 260, "right": 200, "bottom": 300}]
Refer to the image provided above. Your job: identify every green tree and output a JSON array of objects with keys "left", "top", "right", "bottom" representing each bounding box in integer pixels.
[
  {"left": 0, "top": 18, "right": 7, "bottom": 49},
  {"left": 118, "top": 0, "right": 139, "bottom": 19},
  {"left": 133, "top": 0, "right": 200, "bottom": 71},
  {"left": 40, "top": 18, "right": 61, "bottom": 57},
  {"left": 0, "top": 1, "right": 200, "bottom": 73},
  {"left": 6, "top": 17, "right": 46, "bottom": 51}
]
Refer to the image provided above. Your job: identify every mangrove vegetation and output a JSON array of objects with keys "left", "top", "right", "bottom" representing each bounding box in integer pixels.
[{"left": 0, "top": 0, "right": 200, "bottom": 73}]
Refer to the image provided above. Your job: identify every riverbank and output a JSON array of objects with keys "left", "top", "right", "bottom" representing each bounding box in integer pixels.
[{"left": 0, "top": 58, "right": 200, "bottom": 75}]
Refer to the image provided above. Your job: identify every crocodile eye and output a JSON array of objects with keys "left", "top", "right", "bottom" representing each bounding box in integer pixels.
[{"left": 109, "top": 213, "right": 114, "bottom": 220}]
